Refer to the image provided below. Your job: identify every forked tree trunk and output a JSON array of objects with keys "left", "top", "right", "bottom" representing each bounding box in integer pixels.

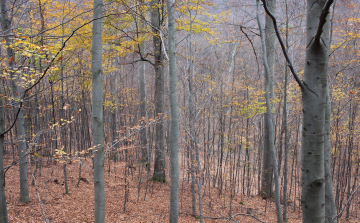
[
  {"left": 301, "top": 1, "right": 331, "bottom": 222},
  {"left": 91, "top": 0, "right": 105, "bottom": 222}
]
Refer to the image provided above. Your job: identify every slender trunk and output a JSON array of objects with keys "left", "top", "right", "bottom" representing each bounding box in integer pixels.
[
  {"left": 0, "top": 80, "right": 8, "bottom": 222},
  {"left": 256, "top": 1, "right": 282, "bottom": 222},
  {"left": 283, "top": 1, "right": 289, "bottom": 220},
  {"left": 138, "top": 0, "right": 149, "bottom": 169},
  {"left": 92, "top": 0, "right": 105, "bottom": 222},
  {"left": 167, "top": 0, "right": 179, "bottom": 221},
  {"left": 0, "top": 0, "right": 30, "bottom": 203},
  {"left": 151, "top": 0, "right": 166, "bottom": 182},
  {"left": 325, "top": 2, "right": 337, "bottom": 222},
  {"left": 60, "top": 27, "right": 68, "bottom": 195},
  {"left": 261, "top": 0, "right": 276, "bottom": 197}
]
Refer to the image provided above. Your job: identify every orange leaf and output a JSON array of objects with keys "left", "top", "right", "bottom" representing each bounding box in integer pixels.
[{"left": 8, "top": 57, "right": 14, "bottom": 64}]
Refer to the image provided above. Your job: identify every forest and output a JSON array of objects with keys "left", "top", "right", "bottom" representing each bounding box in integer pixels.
[{"left": 0, "top": 0, "right": 359, "bottom": 222}]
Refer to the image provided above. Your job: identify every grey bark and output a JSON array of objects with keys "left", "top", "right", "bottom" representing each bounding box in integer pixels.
[
  {"left": 0, "top": 0, "right": 30, "bottom": 203},
  {"left": 0, "top": 82, "right": 8, "bottom": 223},
  {"left": 301, "top": 1, "right": 331, "bottom": 222},
  {"left": 60, "top": 28, "right": 68, "bottom": 195},
  {"left": 256, "top": 1, "right": 282, "bottom": 222},
  {"left": 325, "top": 2, "right": 337, "bottom": 222},
  {"left": 283, "top": 1, "right": 289, "bottom": 221},
  {"left": 138, "top": 1, "right": 149, "bottom": 168},
  {"left": 167, "top": 0, "right": 179, "bottom": 221},
  {"left": 261, "top": 0, "right": 276, "bottom": 197},
  {"left": 324, "top": 76, "right": 336, "bottom": 223},
  {"left": 91, "top": 0, "right": 105, "bottom": 222},
  {"left": 151, "top": 0, "right": 166, "bottom": 183}
]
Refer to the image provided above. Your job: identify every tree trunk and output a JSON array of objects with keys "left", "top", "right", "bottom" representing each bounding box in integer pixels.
[
  {"left": 261, "top": 0, "right": 276, "bottom": 197},
  {"left": 138, "top": 2, "right": 149, "bottom": 168},
  {"left": 325, "top": 2, "right": 337, "bottom": 221},
  {"left": 301, "top": 1, "right": 331, "bottom": 222},
  {"left": 256, "top": 1, "right": 282, "bottom": 222},
  {"left": 283, "top": 1, "right": 289, "bottom": 221},
  {"left": 91, "top": 0, "right": 105, "bottom": 222},
  {"left": 325, "top": 84, "right": 336, "bottom": 223},
  {"left": 0, "top": 0, "right": 30, "bottom": 203},
  {"left": 151, "top": 0, "right": 166, "bottom": 183},
  {"left": 167, "top": 0, "right": 179, "bottom": 221},
  {"left": 0, "top": 80, "right": 8, "bottom": 223}
]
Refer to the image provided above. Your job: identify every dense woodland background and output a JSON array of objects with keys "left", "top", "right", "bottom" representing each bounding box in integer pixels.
[{"left": 0, "top": 0, "right": 360, "bottom": 222}]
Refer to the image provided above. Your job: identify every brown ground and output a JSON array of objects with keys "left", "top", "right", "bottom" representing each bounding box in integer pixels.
[{"left": 4, "top": 157, "right": 358, "bottom": 222}]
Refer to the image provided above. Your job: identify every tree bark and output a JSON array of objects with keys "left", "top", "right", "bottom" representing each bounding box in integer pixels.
[
  {"left": 301, "top": 1, "right": 331, "bottom": 222},
  {"left": 167, "top": 0, "right": 179, "bottom": 221},
  {"left": 261, "top": 0, "right": 276, "bottom": 197},
  {"left": 0, "top": 0, "right": 30, "bottom": 203},
  {"left": 0, "top": 80, "right": 8, "bottom": 222},
  {"left": 138, "top": 0, "right": 149, "bottom": 169},
  {"left": 256, "top": 1, "right": 282, "bottom": 222},
  {"left": 151, "top": 0, "right": 166, "bottom": 183},
  {"left": 91, "top": 0, "right": 105, "bottom": 222}
]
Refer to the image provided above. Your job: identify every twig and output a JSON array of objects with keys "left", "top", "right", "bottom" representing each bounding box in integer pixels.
[
  {"left": 314, "top": 0, "right": 335, "bottom": 43},
  {"left": 260, "top": 0, "right": 304, "bottom": 90},
  {"left": 104, "top": 117, "right": 162, "bottom": 157},
  {"left": 29, "top": 155, "right": 50, "bottom": 223},
  {"left": 240, "top": 26, "right": 259, "bottom": 74},
  {"left": 232, "top": 213, "right": 267, "bottom": 223},
  {"left": 330, "top": 184, "right": 360, "bottom": 223}
]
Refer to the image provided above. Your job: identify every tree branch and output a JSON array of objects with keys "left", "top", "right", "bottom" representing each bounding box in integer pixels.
[
  {"left": 260, "top": 0, "right": 304, "bottom": 90},
  {"left": 314, "top": 0, "right": 335, "bottom": 43},
  {"left": 330, "top": 184, "right": 360, "bottom": 223},
  {"left": 240, "top": 26, "right": 259, "bottom": 74}
]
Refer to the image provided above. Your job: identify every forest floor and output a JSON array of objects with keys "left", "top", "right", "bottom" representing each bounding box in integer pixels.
[{"left": 4, "top": 156, "right": 359, "bottom": 223}]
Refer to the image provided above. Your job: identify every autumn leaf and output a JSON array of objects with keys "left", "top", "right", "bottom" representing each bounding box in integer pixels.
[{"left": 8, "top": 56, "right": 14, "bottom": 64}]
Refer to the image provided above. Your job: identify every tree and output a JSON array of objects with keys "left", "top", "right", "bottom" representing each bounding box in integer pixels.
[
  {"left": 151, "top": 0, "right": 166, "bottom": 183},
  {"left": 0, "top": 0, "right": 30, "bottom": 203},
  {"left": 261, "top": 0, "right": 336, "bottom": 222},
  {"left": 256, "top": 1, "right": 282, "bottom": 222},
  {"left": 137, "top": 0, "right": 149, "bottom": 170},
  {"left": 167, "top": 0, "right": 179, "bottom": 221},
  {"left": 301, "top": 1, "right": 333, "bottom": 222},
  {"left": 91, "top": 0, "right": 105, "bottom": 221},
  {"left": 261, "top": 0, "right": 276, "bottom": 197},
  {"left": 0, "top": 78, "right": 8, "bottom": 223}
]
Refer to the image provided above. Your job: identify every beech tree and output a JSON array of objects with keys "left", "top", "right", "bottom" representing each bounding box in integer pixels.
[
  {"left": 151, "top": 0, "right": 166, "bottom": 183},
  {"left": 167, "top": 0, "right": 179, "bottom": 221},
  {"left": 256, "top": 1, "right": 282, "bottom": 222},
  {"left": 0, "top": 0, "right": 30, "bottom": 203},
  {"left": 91, "top": 0, "right": 105, "bottom": 221},
  {"left": 261, "top": 0, "right": 276, "bottom": 197},
  {"left": 261, "top": 0, "right": 336, "bottom": 222}
]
